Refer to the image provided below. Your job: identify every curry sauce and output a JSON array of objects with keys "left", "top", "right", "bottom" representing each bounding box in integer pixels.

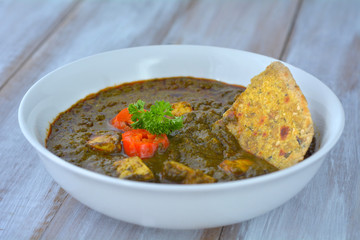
[{"left": 46, "top": 77, "right": 314, "bottom": 183}]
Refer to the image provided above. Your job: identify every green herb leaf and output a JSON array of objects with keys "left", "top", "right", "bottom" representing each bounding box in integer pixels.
[
  {"left": 128, "top": 100, "right": 183, "bottom": 135},
  {"left": 128, "top": 99, "right": 146, "bottom": 129}
]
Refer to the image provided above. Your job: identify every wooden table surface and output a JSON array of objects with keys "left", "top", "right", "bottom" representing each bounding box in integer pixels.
[{"left": 1, "top": 0, "right": 359, "bottom": 239}]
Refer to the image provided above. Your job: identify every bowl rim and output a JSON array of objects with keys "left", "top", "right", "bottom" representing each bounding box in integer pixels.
[{"left": 18, "top": 45, "right": 345, "bottom": 192}]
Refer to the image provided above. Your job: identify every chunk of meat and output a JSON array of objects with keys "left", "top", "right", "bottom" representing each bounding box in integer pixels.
[
  {"left": 171, "top": 101, "right": 192, "bottom": 116},
  {"left": 87, "top": 133, "right": 121, "bottom": 153},
  {"left": 219, "top": 159, "right": 254, "bottom": 177},
  {"left": 219, "top": 158, "right": 278, "bottom": 179},
  {"left": 218, "top": 62, "right": 314, "bottom": 169},
  {"left": 162, "top": 161, "right": 216, "bottom": 184},
  {"left": 113, "top": 156, "right": 154, "bottom": 181}
]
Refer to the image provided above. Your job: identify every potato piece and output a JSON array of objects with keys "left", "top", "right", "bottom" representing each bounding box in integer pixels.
[
  {"left": 163, "top": 161, "right": 216, "bottom": 184},
  {"left": 171, "top": 101, "right": 192, "bottom": 117},
  {"left": 218, "top": 62, "right": 314, "bottom": 169},
  {"left": 219, "top": 159, "right": 254, "bottom": 177},
  {"left": 87, "top": 133, "right": 121, "bottom": 153},
  {"left": 113, "top": 156, "right": 154, "bottom": 181}
]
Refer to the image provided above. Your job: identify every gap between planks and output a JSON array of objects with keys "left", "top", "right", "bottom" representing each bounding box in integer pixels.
[{"left": 279, "top": 0, "right": 304, "bottom": 60}]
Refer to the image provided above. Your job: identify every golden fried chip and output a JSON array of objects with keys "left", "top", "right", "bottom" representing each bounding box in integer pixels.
[{"left": 219, "top": 61, "right": 314, "bottom": 169}]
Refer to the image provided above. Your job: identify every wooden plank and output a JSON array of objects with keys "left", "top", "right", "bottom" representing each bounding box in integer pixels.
[
  {"left": 0, "top": 0, "right": 300, "bottom": 239},
  {"left": 39, "top": 197, "right": 220, "bottom": 240},
  {"left": 221, "top": 0, "right": 360, "bottom": 239},
  {"left": 0, "top": 0, "right": 77, "bottom": 89},
  {"left": 163, "top": 0, "right": 300, "bottom": 58}
]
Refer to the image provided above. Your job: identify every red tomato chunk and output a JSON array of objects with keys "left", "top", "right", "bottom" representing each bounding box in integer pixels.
[
  {"left": 111, "top": 108, "right": 133, "bottom": 131},
  {"left": 122, "top": 129, "right": 169, "bottom": 158}
]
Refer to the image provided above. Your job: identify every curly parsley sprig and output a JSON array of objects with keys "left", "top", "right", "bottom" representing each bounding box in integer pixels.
[{"left": 128, "top": 100, "right": 183, "bottom": 135}]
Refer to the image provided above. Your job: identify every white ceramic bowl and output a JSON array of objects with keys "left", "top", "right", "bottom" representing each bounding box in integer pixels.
[{"left": 18, "top": 45, "right": 344, "bottom": 229}]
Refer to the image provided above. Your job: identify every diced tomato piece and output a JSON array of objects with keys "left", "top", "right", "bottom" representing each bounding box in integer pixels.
[
  {"left": 122, "top": 129, "right": 169, "bottom": 158},
  {"left": 111, "top": 108, "right": 133, "bottom": 131}
]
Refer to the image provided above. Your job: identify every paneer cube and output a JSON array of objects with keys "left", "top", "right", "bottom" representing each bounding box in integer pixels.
[
  {"left": 113, "top": 156, "right": 154, "bottom": 182},
  {"left": 87, "top": 133, "right": 121, "bottom": 153},
  {"left": 171, "top": 101, "right": 192, "bottom": 117},
  {"left": 219, "top": 159, "right": 254, "bottom": 177},
  {"left": 163, "top": 161, "right": 216, "bottom": 184}
]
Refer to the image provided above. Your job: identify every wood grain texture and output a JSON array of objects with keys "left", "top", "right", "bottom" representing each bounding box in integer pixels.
[
  {"left": 0, "top": 0, "right": 77, "bottom": 89},
  {"left": 40, "top": 197, "right": 221, "bottom": 240},
  {"left": 162, "top": 0, "right": 300, "bottom": 58},
  {"left": 221, "top": 0, "right": 360, "bottom": 239}
]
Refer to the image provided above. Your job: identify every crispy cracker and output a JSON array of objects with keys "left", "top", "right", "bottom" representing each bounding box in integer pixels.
[{"left": 220, "top": 61, "right": 314, "bottom": 169}]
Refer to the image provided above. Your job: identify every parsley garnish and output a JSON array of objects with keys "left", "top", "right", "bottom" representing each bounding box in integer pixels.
[{"left": 128, "top": 100, "right": 183, "bottom": 135}]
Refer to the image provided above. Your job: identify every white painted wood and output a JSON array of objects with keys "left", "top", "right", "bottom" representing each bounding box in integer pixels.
[
  {"left": 40, "top": 197, "right": 218, "bottom": 240},
  {"left": 1, "top": 0, "right": 358, "bottom": 239},
  {"left": 0, "top": 0, "right": 76, "bottom": 89},
  {"left": 162, "top": 0, "right": 299, "bottom": 59}
]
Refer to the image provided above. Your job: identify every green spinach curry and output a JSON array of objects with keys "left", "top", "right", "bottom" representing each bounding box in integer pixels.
[{"left": 46, "top": 77, "right": 315, "bottom": 184}]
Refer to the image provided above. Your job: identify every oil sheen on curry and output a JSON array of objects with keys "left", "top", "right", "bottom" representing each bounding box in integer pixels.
[{"left": 46, "top": 67, "right": 316, "bottom": 184}]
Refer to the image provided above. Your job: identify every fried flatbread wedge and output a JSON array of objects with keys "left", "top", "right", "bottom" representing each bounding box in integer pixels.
[{"left": 218, "top": 61, "right": 314, "bottom": 169}]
